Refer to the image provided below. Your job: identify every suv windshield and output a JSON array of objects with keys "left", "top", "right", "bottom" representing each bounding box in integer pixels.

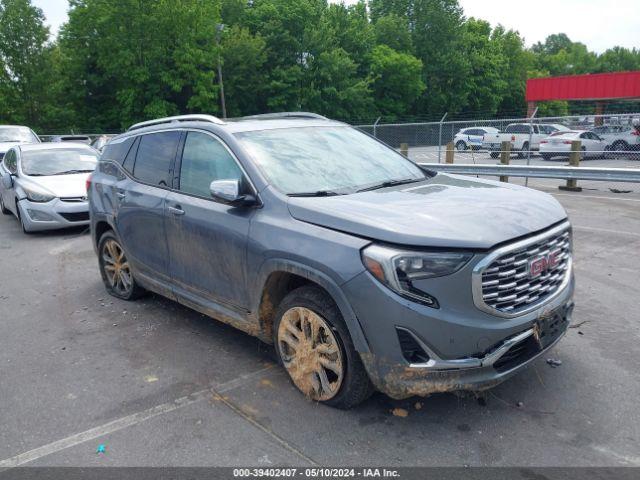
[
  {"left": 21, "top": 148, "right": 98, "bottom": 176},
  {"left": 0, "top": 127, "right": 39, "bottom": 143},
  {"left": 235, "top": 126, "right": 426, "bottom": 195}
]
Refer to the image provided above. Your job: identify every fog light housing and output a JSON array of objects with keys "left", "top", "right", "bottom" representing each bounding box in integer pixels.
[{"left": 26, "top": 209, "right": 54, "bottom": 221}]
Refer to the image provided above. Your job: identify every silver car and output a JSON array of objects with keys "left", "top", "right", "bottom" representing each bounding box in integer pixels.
[
  {"left": 0, "top": 125, "right": 41, "bottom": 160},
  {"left": 0, "top": 143, "right": 98, "bottom": 233}
]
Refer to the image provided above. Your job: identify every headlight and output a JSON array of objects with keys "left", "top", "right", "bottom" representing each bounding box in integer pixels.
[
  {"left": 361, "top": 244, "right": 472, "bottom": 308},
  {"left": 23, "top": 188, "right": 55, "bottom": 203}
]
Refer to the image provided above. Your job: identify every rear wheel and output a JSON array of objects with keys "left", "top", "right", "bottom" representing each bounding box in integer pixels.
[
  {"left": 273, "top": 286, "right": 373, "bottom": 409},
  {"left": 518, "top": 142, "right": 530, "bottom": 159},
  {"left": 455, "top": 141, "right": 467, "bottom": 151},
  {"left": 541, "top": 154, "right": 552, "bottom": 161},
  {"left": 611, "top": 140, "right": 628, "bottom": 155},
  {"left": 98, "top": 231, "right": 145, "bottom": 300},
  {"left": 490, "top": 152, "right": 499, "bottom": 159}
]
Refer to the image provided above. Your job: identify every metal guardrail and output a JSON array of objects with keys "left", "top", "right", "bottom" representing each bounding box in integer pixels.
[{"left": 418, "top": 163, "right": 640, "bottom": 183}]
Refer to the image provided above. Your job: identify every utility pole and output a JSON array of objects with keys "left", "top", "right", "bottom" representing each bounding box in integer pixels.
[{"left": 216, "top": 23, "right": 227, "bottom": 119}]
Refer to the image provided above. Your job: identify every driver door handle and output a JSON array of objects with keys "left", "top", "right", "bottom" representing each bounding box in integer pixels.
[{"left": 168, "top": 205, "right": 185, "bottom": 216}]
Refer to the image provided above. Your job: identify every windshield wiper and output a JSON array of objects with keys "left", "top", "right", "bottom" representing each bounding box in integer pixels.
[
  {"left": 52, "top": 169, "right": 94, "bottom": 175},
  {"left": 356, "top": 178, "right": 422, "bottom": 193},
  {"left": 288, "top": 190, "right": 345, "bottom": 197}
]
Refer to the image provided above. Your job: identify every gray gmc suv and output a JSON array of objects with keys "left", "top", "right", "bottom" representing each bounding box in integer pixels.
[{"left": 89, "top": 113, "right": 574, "bottom": 409}]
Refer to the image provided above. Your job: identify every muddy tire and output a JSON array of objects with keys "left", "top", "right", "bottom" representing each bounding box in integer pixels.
[
  {"left": 273, "top": 286, "right": 374, "bottom": 409},
  {"left": 98, "top": 231, "right": 145, "bottom": 300}
]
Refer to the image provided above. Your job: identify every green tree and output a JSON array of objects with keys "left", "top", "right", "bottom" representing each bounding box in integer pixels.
[
  {"left": 59, "top": 0, "right": 223, "bottom": 130},
  {"left": 0, "top": 0, "right": 52, "bottom": 127},
  {"left": 369, "top": 44, "right": 424, "bottom": 119},
  {"left": 373, "top": 14, "right": 413, "bottom": 53},
  {"left": 597, "top": 47, "right": 640, "bottom": 72},
  {"left": 457, "top": 18, "right": 507, "bottom": 116},
  {"left": 303, "top": 48, "right": 374, "bottom": 121},
  {"left": 491, "top": 26, "right": 534, "bottom": 116},
  {"left": 221, "top": 26, "right": 267, "bottom": 117}
]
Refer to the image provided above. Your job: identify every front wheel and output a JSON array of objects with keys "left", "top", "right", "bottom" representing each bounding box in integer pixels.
[
  {"left": 98, "top": 231, "right": 145, "bottom": 300},
  {"left": 541, "top": 154, "right": 552, "bottom": 161},
  {"left": 455, "top": 141, "right": 467, "bottom": 151},
  {"left": 0, "top": 195, "right": 9, "bottom": 215},
  {"left": 490, "top": 152, "right": 499, "bottom": 159},
  {"left": 273, "top": 286, "right": 373, "bottom": 409}
]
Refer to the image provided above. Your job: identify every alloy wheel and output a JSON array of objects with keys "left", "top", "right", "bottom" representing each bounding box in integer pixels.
[
  {"left": 102, "top": 239, "right": 133, "bottom": 296},
  {"left": 277, "top": 306, "right": 344, "bottom": 401}
]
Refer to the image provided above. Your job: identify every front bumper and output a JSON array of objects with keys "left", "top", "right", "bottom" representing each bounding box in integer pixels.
[
  {"left": 361, "top": 301, "right": 572, "bottom": 399},
  {"left": 342, "top": 257, "right": 575, "bottom": 400},
  {"left": 18, "top": 198, "right": 90, "bottom": 232}
]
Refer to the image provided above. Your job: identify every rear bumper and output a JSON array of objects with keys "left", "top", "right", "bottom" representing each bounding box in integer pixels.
[{"left": 18, "top": 198, "right": 90, "bottom": 231}]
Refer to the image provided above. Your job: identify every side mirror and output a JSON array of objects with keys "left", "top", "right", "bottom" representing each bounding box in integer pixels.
[
  {"left": 1, "top": 172, "right": 13, "bottom": 189},
  {"left": 209, "top": 179, "right": 256, "bottom": 206}
]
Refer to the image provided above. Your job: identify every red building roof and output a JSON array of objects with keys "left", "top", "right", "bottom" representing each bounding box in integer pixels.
[{"left": 526, "top": 71, "right": 640, "bottom": 102}]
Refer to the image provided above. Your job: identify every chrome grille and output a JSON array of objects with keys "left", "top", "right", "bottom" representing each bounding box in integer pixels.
[{"left": 474, "top": 223, "right": 572, "bottom": 317}]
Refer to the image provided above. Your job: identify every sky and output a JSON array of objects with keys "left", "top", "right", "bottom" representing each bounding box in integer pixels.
[{"left": 33, "top": 0, "right": 640, "bottom": 54}]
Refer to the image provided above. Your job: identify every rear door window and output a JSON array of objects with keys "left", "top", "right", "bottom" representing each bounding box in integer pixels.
[
  {"left": 177, "top": 131, "right": 243, "bottom": 198},
  {"left": 133, "top": 131, "right": 181, "bottom": 187}
]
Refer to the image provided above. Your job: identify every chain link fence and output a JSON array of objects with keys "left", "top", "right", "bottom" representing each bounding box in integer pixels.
[{"left": 357, "top": 112, "right": 640, "bottom": 194}]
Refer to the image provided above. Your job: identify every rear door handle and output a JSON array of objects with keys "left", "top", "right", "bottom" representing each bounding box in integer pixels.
[
  {"left": 168, "top": 206, "right": 185, "bottom": 216},
  {"left": 115, "top": 189, "right": 126, "bottom": 199}
]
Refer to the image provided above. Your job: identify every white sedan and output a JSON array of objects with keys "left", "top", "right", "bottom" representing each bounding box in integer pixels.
[
  {"left": 539, "top": 130, "right": 606, "bottom": 161},
  {"left": 453, "top": 127, "right": 499, "bottom": 151},
  {"left": 0, "top": 143, "right": 98, "bottom": 233}
]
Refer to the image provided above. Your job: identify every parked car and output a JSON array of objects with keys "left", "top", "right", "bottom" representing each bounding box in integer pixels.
[
  {"left": 453, "top": 127, "right": 499, "bottom": 151},
  {"left": 0, "top": 143, "right": 99, "bottom": 233},
  {"left": 50, "top": 135, "right": 92, "bottom": 145},
  {"left": 483, "top": 123, "right": 568, "bottom": 158},
  {"left": 539, "top": 130, "right": 606, "bottom": 160},
  {"left": 590, "top": 125, "right": 639, "bottom": 153},
  {"left": 91, "top": 134, "right": 113, "bottom": 152},
  {"left": 0, "top": 125, "right": 40, "bottom": 160},
  {"left": 89, "top": 113, "right": 574, "bottom": 409}
]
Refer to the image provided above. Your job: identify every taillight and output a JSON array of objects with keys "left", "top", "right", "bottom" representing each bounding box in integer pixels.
[
  {"left": 540, "top": 140, "right": 548, "bottom": 144},
  {"left": 632, "top": 131, "right": 639, "bottom": 136},
  {"left": 511, "top": 135, "right": 516, "bottom": 141},
  {"left": 563, "top": 141, "right": 573, "bottom": 144},
  {"left": 86, "top": 174, "right": 92, "bottom": 192}
]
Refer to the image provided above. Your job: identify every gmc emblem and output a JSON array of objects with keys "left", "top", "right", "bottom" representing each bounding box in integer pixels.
[{"left": 528, "top": 250, "right": 561, "bottom": 279}]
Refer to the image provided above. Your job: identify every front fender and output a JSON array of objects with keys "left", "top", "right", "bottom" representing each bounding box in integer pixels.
[{"left": 253, "top": 258, "right": 370, "bottom": 353}]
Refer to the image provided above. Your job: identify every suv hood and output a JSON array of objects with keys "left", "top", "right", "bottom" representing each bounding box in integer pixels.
[{"left": 287, "top": 174, "right": 567, "bottom": 249}]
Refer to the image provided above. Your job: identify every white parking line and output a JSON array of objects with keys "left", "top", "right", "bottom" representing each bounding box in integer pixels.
[
  {"left": 0, "top": 366, "right": 274, "bottom": 468},
  {"left": 48, "top": 234, "right": 90, "bottom": 256}
]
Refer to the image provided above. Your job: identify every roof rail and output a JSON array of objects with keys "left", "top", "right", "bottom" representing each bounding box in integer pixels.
[
  {"left": 128, "top": 114, "right": 224, "bottom": 132},
  {"left": 239, "top": 112, "right": 329, "bottom": 121}
]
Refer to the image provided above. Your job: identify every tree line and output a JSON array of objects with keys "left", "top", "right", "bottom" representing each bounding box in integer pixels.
[{"left": 1, "top": 0, "right": 639, "bottom": 133}]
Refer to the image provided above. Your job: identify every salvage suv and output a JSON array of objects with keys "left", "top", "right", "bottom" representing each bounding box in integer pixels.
[{"left": 89, "top": 113, "right": 574, "bottom": 409}]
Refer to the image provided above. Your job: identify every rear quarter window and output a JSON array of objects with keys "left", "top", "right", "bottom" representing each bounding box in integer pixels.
[
  {"left": 133, "top": 131, "right": 181, "bottom": 187},
  {"left": 101, "top": 137, "right": 135, "bottom": 165}
]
